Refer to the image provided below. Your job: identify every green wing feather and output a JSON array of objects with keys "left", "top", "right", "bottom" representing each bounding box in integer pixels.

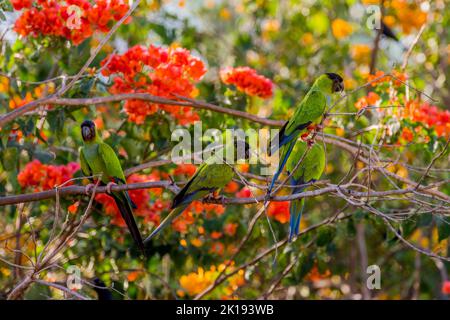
[
  {"left": 98, "top": 143, "right": 127, "bottom": 183},
  {"left": 286, "top": 89, "right": 327, "bottom": 135},
  {"left": 79, "top": 148, "right": 92, "bottom": 177}
]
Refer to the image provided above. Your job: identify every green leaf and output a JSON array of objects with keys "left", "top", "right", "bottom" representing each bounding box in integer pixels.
[
  {"left": 307, "top": 12, "right": 329, "bottom": 35},
  {"left": 1, "top": 147, "right": 18, "bottom": 171},
  {"left": 435, "top": 216, "right": 450, "bottom": 242},
  {"left": 34, "top": 150, "right": 55, "bottom": 163}
]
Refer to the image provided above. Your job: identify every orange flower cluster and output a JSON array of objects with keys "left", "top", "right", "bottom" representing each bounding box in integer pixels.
[
  {"left": 366, "top": 70, "right": 407, "bottom": 87},
  {"left": 267, "top": 201, "right": 290, "bottom": 224},
  {"left": 101, "top": 45, "right": 206, "bottom": 125},
  {"left": 223, "top": 222, "right": 238, "bottom": 236},
  {"left": 390, "top": 0, "right": 427, "bottom": 34},
  {"left": 8, "top": 82, "right": 55, "bottom": 109},
  {"left": 13, "top": 0, "right": 130, "bottom": 45},
  {"left": 172, "top": 202, "right": 225, "bottom": 233},
  {"left": 179, "top": 264, "right": 245, "bottom": 298},
  {"left": 354, "top": 92, "right": 380, "bottom": 110},
  {"left": 220, "top": 67, "right": 274, "bottom": 99},
  {"left": 95, "top": 173, "right": 168, "bottom": 227},
  {"left": 401, "top": 100, "right": 450, "bottom": 138},
  {"left": 18, "top": 160, "right": 80, "bottom": 191}
]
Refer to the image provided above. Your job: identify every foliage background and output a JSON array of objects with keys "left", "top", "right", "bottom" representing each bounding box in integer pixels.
[{"left": 0, "top": 0, "right": 449, "bottom": 300}]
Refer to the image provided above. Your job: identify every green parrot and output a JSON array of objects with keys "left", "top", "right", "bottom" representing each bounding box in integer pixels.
[
  {"left": 285, "top": 141, "right": 325, "bottom": 242},
  {"left": 267, "top": 73, "right": 343, "bottom": 196},
  {"left": 79, "top": 120, "right": 144, "bottom": 254},
  {"left": 143, "top": 139, "right": 249, "bottom": 244}
]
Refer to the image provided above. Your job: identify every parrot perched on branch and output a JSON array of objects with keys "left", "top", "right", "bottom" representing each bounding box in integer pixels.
[
  {"left": 79, "top": 120, "right": 145, "bottom": 255},
  {"left": 143, "top": 139, "right": 250, "bottom": 245},
  {"left": 266, "top": 73, "right": 343, "bottom": 197},
  {"left": 285, "top": 141, "right": 325, "bottom": 242}
]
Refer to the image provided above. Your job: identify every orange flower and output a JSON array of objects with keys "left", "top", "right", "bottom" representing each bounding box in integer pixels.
[
  {"left": 68, "top": 201, "right": 80, "bottom": 214},
  {"left": 9, "top": 92, "right": 33, "bottom": 109},
  {"left": 351, "top": 44, "right": 371, "bottom": 64},
  {"left": 223, "top": 222, "right": 238, "bottom": 237},
  {"left": 220, "top": 67, "right": 274, "bottom": 99},
  {"left": 400, "top": 127, "right": 414, "bottom": 142},
  {"left": 355, "top": 92, "right": 380, "bottom": 111},
  {"left": 13, "top": 0, "right": 130, "bottom": 45},
  {"left": 224, "top": 181, "right": 239, "bottom": 193},
  {"left": 18, "top": 160, "right": 80, "bottom": 191},
  {"left": 191, "top": 238, "right": 203, "bottom": 247},
  {"left": 331, "top": 19, "right": 353, "bottom": 39},
  {"left": 267, "top": 201, "right": 290, "bottom": 224},
  {"left": 209, "top": 242, "right": 225, "bottom": 255},
  {"left": 127, "top": 271, "right": 142, "bottom": 282},
  {"left": 174, "top": 164, "right": 197, "bottom": 177},
  {"left": 210, "top": 231, "right": 223, "bottom": 239},
  {"left": 101, "top": 45, "right": 206, "bottom": 125}
]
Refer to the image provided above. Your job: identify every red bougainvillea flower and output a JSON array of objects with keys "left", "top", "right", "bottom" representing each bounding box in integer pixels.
[
  {"left": 13, "top": 0, "right": 130, "bottom": 45},
  {"left": 220, "top": 66, "right": 274, "bottom": 99},
  {"left": 101, "top": 44, "right": 206, "bottom": 125},
  {"left": 95, "top": 173, "right": 167, "bottom": 227},
  {"left": 401, "top": 100, "right": 450, "bottom": 138},
  {"left": 267, "top": 201, "right": 290, "bottom": 224},
  {"left": 236, "top": 187, "right": 252, "bottom": 198},
  {"left": 18, "top": 160, "right": 80, "bottom": 191},
  {"left": 12, "top": 0, "right": 32, "bottom": 10},
  {"left": 173, "top": 164, "right": 197, "bottom": 177},
  {"left": 442, "top": 281, "right": 450, "bottom": 295}
]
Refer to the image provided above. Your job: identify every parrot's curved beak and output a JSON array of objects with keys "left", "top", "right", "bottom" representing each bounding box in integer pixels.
[{"left": 82, "top": 126, "right": 93, "bottom": 141}]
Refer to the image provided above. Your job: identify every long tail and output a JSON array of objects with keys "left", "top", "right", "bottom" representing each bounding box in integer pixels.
[
  {"left": 111, "top": 193, "right": 145, "bottom": 255},
  {"left": 143, "top": 206, "right": 186, "bottom": 245},
  {"left": 267, "top": 140, "right": 296, "bottom": 197},
  {"left": 289, "top": 197, "right": 305, "bottom": 242},
  {"left": 288, "top": 177, "right": 307, "bottom": 242},
  {"left": 92, "top": 278, "right": 113, "bottom": 300}
]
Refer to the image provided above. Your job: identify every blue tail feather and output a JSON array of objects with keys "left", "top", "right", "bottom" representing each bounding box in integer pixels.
[{"left": 288, "top": 176, "right": 306, "bottom": 242}]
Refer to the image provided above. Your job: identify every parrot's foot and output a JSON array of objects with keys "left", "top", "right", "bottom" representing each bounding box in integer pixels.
[
  {"left": 105, "top": 182, "right": 117, "bottom": 194},
  {"left": 306, "top": 139, "right": 315, "bottom": 148},
  {"left": 203, "top": 193, "right": 225, "bottom": 204},
  {"left": 84, "top": 183, "right": 95, "bottom": 195},
  {"left": 315, "top": 123, "right": 324, "bottom": 132}
]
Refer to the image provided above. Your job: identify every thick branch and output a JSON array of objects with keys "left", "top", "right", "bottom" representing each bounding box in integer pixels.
[{"left": 0, "top": 93, "right": 283, "bottom": 128}]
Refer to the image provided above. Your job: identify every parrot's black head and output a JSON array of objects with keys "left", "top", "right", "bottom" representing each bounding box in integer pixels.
[
  {"left": 325, "top": 73, "right": 344, "bottom": 93},
  {"left": 81, "top": 120, "right": 96, "bottom": 142}
]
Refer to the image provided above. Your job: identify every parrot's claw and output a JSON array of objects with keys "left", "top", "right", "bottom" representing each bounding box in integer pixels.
[
  {"left": 203, "top": 193, "right": 224, "bottom": 204},
  {"left": 307, "top": 139, "right": 315, "bottom": 148},
  {"left": 315, "top": 124, "right": 324, "bottom": 132},
  {"left": 106, "top": 182, "right": 117, "bottom": 194},
  {"left": 84, "top": 183, "right": 95, "bottom": 195}
]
